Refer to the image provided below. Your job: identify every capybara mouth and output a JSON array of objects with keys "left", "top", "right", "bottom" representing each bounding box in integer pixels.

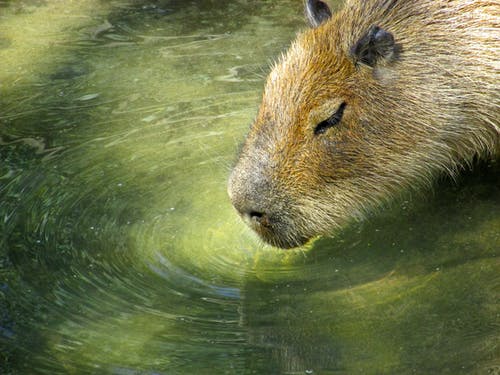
[
  {"left": 244, "top": 215, "right": 311, "bottom": 249},
  {"left": 259, "top": 231, "right": 310, "bottom": 249}
]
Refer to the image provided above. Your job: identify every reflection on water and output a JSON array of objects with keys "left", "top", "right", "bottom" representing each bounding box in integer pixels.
[{"left": 0, "top": 1, "right": 498, "bottom": 374}]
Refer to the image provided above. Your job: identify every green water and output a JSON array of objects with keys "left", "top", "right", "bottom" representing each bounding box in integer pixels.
[{"left": 0, "top": 1, "right": 498, "bottom": 374}]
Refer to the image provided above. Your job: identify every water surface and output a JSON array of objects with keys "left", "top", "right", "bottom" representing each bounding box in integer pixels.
[{"left": 1, "top": 1, "right": 499, "bottom": 374}]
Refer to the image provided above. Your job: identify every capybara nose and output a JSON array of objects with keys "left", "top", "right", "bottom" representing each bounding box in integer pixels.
[{"left": 228, "top": 170, "right": 273, "bottom": 228}]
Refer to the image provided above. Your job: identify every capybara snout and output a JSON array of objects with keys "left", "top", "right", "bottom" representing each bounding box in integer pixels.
[{"left": 229, "top": 154, "right": 308, "bottom": 249}]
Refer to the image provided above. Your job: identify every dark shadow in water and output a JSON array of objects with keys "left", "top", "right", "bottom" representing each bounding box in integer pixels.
[
  {"left": 242, "top": 160, "right": 500, "bottom": 374},
  {"left": 99, "top": 0, "right": 279, "bottom": 39},
  {"left": 0, "top": 5, "right": 160, "bottom": 374}
]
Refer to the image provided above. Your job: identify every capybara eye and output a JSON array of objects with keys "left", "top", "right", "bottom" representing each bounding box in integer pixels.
[{"left": 314, "top": 102, "right": 347, "bottom": 135}]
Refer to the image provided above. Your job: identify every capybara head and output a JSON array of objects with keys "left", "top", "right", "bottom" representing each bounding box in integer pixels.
[{"left": 228, "top": 0, "right": 499, "bottom": 248}]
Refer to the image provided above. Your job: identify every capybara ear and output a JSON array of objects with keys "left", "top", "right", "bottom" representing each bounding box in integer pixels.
[
  {"left": 305, "top": 0, "right": 332, "bottom": 28},
  {"left": 351, "top": 25, "right": 396, "bottom": 67}
]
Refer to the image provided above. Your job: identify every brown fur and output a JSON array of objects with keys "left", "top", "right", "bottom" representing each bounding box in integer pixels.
[{"left": 228, "top": 0, "right": 500, "bottom": 248}]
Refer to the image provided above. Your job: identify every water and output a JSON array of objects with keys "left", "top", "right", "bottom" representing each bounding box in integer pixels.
[{"left": 0, "top": 1, "right": 498, "bottom": 374}]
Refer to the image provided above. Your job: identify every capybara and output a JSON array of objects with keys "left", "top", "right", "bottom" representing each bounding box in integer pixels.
[{"left": 228, "top": 0, "right": 499, "bottom": 248}]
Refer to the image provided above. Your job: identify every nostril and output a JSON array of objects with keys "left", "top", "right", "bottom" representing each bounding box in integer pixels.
[
  {"left": 249, "top": 211, "right": 263, "bottom": 220},
  {"left": 247, "top": 210, "right": 271, "bottom": 227}
]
